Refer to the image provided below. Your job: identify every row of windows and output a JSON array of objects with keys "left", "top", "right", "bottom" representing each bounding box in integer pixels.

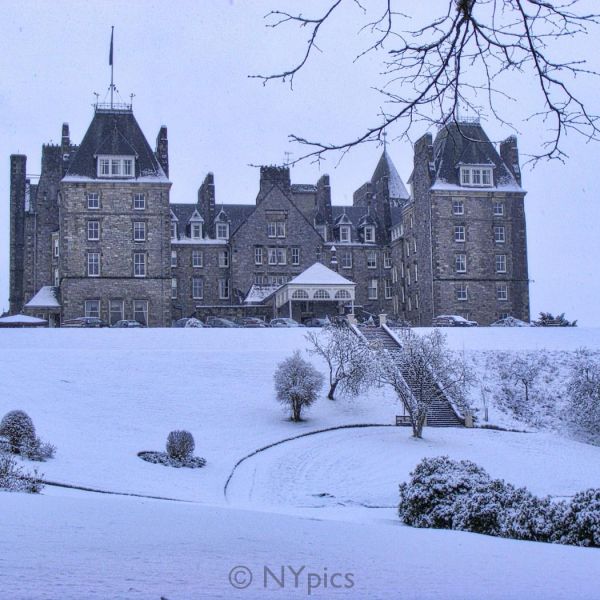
[
  {"left": 86, "top": 192, "right": 146, "bottom": 210},
  {"left": 254, "top": 247, "right": 301, "bottom": 266},
  {"left": 452, "top": 199, "right": 504, "bottom": 216},
  {"left": 172, "top": 250, "right": 229, "bottom": 268},
  {"left": 97, "top": 155, "right": 135, "bottom": 178},
  {"left": 86, "top": 252, "right": 149, "bottom": 277},
  {"left": 454, "top": 225, "right": 506, "bottom": 243},
  {"left": 171, "top": 222, "right": 229, "bottom": 240},
  {"left": 454, "top": 283, "right": 509, "bottom": 301},
  {"left": 460, "top": 166, "right": 493, "bottom": 187},
  {"left": 454, "top": 254, "right": 507, "bottom": 273},
  {"left": 171, "top": 278, "right": 229, "bottom": 300},
  {"left": 336, "top": 224, "right": 376, "bottom": 244},
  {"left": 85, "top": 299, "right": 148, "bottom": 325}
]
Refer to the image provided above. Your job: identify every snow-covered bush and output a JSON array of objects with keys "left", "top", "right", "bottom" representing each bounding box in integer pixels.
[
  {"left": 0, "top": 452, "right": 43, "bottom": 493},
  {"left": 0, "top": 410, "right": 36, "bottom": 453},
  {"left": 274, "top": 350, "right": 324, "bottom": 422},
  {"left": 398, "top": 456, "right": 491, "bottom": 528},
  {"left": 554, "top": 489, "right": 600, "bottom": 547},
  {"left": 565, "top": 349, "right": 600, "bottom": 444},
  {"left": 166, "top": 430, "right": 195, "bottom": 460},
  {"left": 0, "top": 410, "right": 55, "bottom": 461},
  {"left": 399, "top": 456, "right": 600, "bottom": 547}
]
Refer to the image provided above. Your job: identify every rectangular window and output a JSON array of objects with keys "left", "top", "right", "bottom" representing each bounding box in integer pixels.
[
  {"left": 455, "top": 254, "right": 467, "bottom": 273},
  {"left": 291, "top": 247, "right": 300, "bottom": 265},
  {"left": 133, "top": 221, "right": 146, "bottom": 242},
  {"left": 494, "top": 226, "right": 506, "bottom": 243},
  {"left": 461, "top": 166, "right": 493, "bottom": 187},
  {"left": 277, "top": 248, "right": 286, "bottom": 265},
  {"left": 391, "top": 266, "right": 397, "bottom": 284},
  {"left": 385, "top": 279, "right": 393, "bottom": 299},
  {"left": 171, "top": 250, "right": 177, "bottom": 268},
  {"left": 408, "top": 296, "right": 412, "bottom": 312},
  {"left": 277, "top": 222, "right": 286, "bottom": 238},
  {"left": 454, "top": 225, "right": 466, "bottom": 242},
  {"left": 496, "top": 254, "right": 507, "bottom": 273},
  {"left": 406, "top": 266, "right": 411, "bottom": 286},
  {"left": 482, "top": 169, "right": 491, "bottom": 185},
  {"left": 171, "top": 278, "right": 177, "bottom": 299},
  {"left": 340, "top": 226, "right": 351, "bottom": 243},
  {"left": 111, "top": 158, "right": 120, "bottom": 176},
  {"left": 415, "top": 293, "right": 419, "bottom": 310},
  {"left": 109, "top": 300, "right": 124, "bottom": 325},
  {"left": 134, "top": 252, "right": 146, "bottom": 277},
  {"left": 367, "top": 250, "right": 377, "bottom": 269},
  {"left": 192, "top": 250, "right": 203, "bottom": 268},
  {"left": 87, "top": 221, "right": 100, "bottom": 241},
  {"left": 414, "top": 263, "right": 418, "bottom": 282},
  {"left": 219, "top": 250, "right": 229, "bottom": 268},
  {"left": 456, "top": 283, "right": 468, "bottom": 301},
  {"left": 99, "top": 159, "right": 110, "bottom": 177},
  {"left": 268, "top": 248, "right": 278, "bottom": 265},
  {"left": 364, "top": 226, "right": 375, "bottom": 243},
  {"left": 493, "top": 201, "right": 504, "bottom": 216},
  {"left": 342, "top": 252, "right": 352, "bottom": 269},
  {"left": 122, "top": 158, "right": 133, "bottom": 177},
  {"left": 368, "top": 279, "right": 378, "bottom": 300},
  {"left": 452, "top": 199, "right": 464, "bottom": 215},
  {"left": 219, "top": 278, "right": 230, "bottom": 299},
  {"left": 216, "top": 223, "right": 229, "bottom": 239},
  {"left": 171, "top": 222, "right": 177, "bottom": 239},
  {"left": 87, "top": 192, "right": 100, "bottom": 210},
  {"left": 497, "top": 283, "right": 508, "bottom": 301},
  {"left": 133, "top": 193, "right": 145, "bottom": 210},
  {"left": 413, "top": 239, "right": 417, "bottom": 254},
  {"left": 254, "top": 247, "right": 263, "bottom": 265},
  {"left": 84, "top": 300, "right": 100, "bottom": 318},
  {"left": 87, "top": 252, "right": 100, "bottom": 277},
  {"left": 53, "top": 268, "right": 59, "bottom": 287},
  {"left": 383, "top": 251, "right": 392, "bottom": 269},
  {"left": 133, "top": 300, "right": 148, "bottom": 326},
  {"left": 192, "top": 278, "right": 204, "bottom": 299},
  {"left": 53, "top": 238, "right": 60, "bottom": 257},
  {"left": 267, "top": 222, "right": 277, "bottom": 238},
  {"left": 191, "top": 223, "right": 202, "bottom": 239}
]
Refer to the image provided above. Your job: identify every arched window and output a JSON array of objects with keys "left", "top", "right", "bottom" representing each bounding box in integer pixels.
[
  {"left": 291, "top": 289, "right": 309, "bottom": 299},
  {"left": 334, "top": 289, "right": 351, "bottom": 299},
  {"left": 313, "top": 289, "right": 331, "bottom": 300}
]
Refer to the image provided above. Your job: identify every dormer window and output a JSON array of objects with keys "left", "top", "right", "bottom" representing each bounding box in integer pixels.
[
  {"left": 191, "top": 223, "right": 202, "bottom": 239},
  {"left": 339, "top": 226, "right": 351, "bottom": 243},
  {"left": 216, "top": 223, "right": 229, "bottom": 240},
  {"left": 364, "top": 226, "right": 375, "bottom": 243},
  {"left": 171, "top": 222, "right": 178, "bottom": 239},
  {"left": 97, "top": 155, "right": 135, "bottom": 178},
  {"left": 460, "top": 166, "right": 493, "bottom": 187}
]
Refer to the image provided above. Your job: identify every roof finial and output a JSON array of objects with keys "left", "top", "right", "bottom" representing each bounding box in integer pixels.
[
  {"left": 382, "top": 129, "right": 388, "bottom": 152},
  {"left": 284, "top": 151, "right": 293, "bottom": 167}
]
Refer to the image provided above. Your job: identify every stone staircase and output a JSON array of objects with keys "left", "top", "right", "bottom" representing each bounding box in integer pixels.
[{"left": 357, "top": 326, "right": 464, "bottom": 427}]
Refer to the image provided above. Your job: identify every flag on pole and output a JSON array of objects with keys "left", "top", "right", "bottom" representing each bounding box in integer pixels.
[{"left": 109, "top": 27, "right": 114, "bottom": 66}]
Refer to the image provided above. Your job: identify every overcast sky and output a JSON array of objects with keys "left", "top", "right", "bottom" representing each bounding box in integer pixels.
[{"left": 2, "top": 0, "right": 599, "bottom": 325}]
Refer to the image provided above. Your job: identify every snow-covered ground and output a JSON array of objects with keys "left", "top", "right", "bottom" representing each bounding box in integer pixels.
[{"left": 1, "top": 327, "right": 600, "bottom": 599}]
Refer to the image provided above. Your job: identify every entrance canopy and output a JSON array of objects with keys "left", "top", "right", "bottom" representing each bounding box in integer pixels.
[{"left": 275, "top": 262, "right": 355, "bottom": 311}]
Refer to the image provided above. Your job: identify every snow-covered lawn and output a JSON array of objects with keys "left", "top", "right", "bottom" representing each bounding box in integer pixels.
[{"left": 1, "top": 327, "right": 600, "bottom": 599}]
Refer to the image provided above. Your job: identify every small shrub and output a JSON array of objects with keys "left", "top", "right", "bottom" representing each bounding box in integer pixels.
[
  {"left": 166, "top": 430, "right": 195, "bottom": 460},
  {"left": 0, "top": 410, "right": 36, "bottom": 453},
  {"left": 0, "top": 452, "right": 43, "bottom": 493},
  {"left": 20, "top": 437, "right": 56, "bottom": 462},
  {"left": 554, "top": 489, "right": 600, "bottom": 547}
]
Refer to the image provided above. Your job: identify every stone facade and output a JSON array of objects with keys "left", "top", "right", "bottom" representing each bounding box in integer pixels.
[{"left": 8, "top": 103, "right": 530, "bottom": 326}]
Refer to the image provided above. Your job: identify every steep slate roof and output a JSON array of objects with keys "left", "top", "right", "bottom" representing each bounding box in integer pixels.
[
  {"left": 371, "top": 150, "right": 410, "bottom": 200},
  {"left": 170, "top": 203, "right": 254, "bottom": 235},
  {"left": 66, "top": 108, "right": 165, "bottom": 179},
  {"left": 432, "top": 121, "right": 519, "bottom": 188}
]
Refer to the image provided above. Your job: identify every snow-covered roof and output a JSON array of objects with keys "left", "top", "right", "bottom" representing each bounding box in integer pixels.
[
  {"left": 25, "top": 286, "right": 61, "bottom": 308},
  {"left": 244, "top": 284, "right": 281, "bottom": 304},
  {"left": 0, "top": 314, "right": 47, "bottom": 324},
  {"left": 288, "top": 263, "right": 354, "bottom": 286},
  {"left": 372, "top": 150, "right": 410, "bottom": 200}
]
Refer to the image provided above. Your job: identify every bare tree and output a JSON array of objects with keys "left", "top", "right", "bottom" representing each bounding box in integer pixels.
[
  {"left": 254, "top": 1, "right": 600, "bottom": 163},
  {"left": 306, "top": 324, "right": 373, "bottom": 400},
  {"left": 375, "top": 329, "right": 473, "bottom": 438}
]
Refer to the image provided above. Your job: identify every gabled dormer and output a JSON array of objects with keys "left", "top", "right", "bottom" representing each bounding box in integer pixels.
[
  {"left": 334, "top": 210, "right": 353, "bottom": 243},
  {"left": 215, "top": 207, "right": 230, "bottom": 240},
  {"left": 170, "top": 209, "right": 179, "bottom": 239},
  {"left": 189, "top": 209, "right": 204, "bottom": 239},
  {"left": 357, "top": 210, "right": 377, "bottom": 244}
]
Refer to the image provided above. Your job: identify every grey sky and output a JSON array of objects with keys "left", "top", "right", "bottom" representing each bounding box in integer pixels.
[{"left": 2, "top": 0, "right": 599, "bottom": 324}]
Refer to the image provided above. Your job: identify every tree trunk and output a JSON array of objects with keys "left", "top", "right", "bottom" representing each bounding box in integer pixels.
[
  {"left": 292, "top": 398, "right": 302, "bottom": 421},
  {"left": 327, "top": 380, "right": 339, "bottom": 400}
]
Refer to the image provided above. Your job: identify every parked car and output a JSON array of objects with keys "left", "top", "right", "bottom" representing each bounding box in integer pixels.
[
  {"left": 205, "top": 317, "right": 238, "bottom": 328},
  {"left": 303, "top": 317, "right": 330, "bottom": 327},
  {"left": 432, "top": 315, "right": 478, "bottom": 327},
  {"left": 111, "top": 320, "right": 145, "bottom": 328},
  {"left": 490, "top": 316, "right": 530, "bottom": 327},
  {"left": 269, "top": 318, "right": 304, "bottom": 328},
  {"left": 62, "top": 316, "right": 107, "bottom": 328},
  {"left": 174, "top": 317, "right": 204, "bottom": 328},
  {"left": 234, "top": 317, "right": 269, "bottom": 328}
]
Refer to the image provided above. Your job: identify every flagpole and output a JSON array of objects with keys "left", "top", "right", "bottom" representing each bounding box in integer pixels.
[{"left": 110, "top": 26, "right": 114, "bottom": 109}]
